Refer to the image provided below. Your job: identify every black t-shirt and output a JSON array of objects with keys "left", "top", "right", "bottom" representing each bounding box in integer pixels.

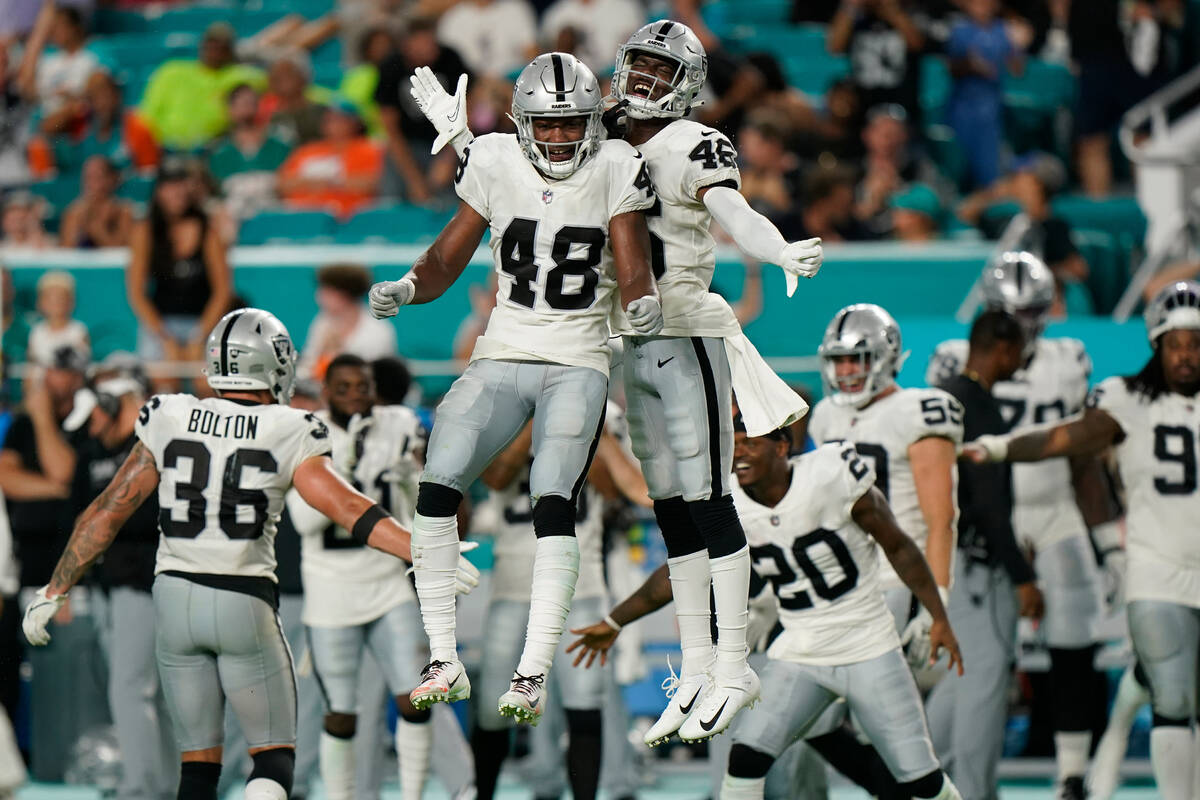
[
  {"left": 373, "top": 47, "right": 472, "bottom": 146},
  {"left": 4, "top": 414, "right": 81, "bottom": 587},
  {"left": 847, "top": 12, "right": 922, "bottom": 118},
  {"left": 1068, "top": 0, "right": 1126, "bottom": 62},
  {"left": 72, "top": 433, "right": 160, "bottom": 592}
]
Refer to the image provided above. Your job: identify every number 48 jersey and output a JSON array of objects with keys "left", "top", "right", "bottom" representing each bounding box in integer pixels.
[
  {"left": 135, "top": 393, "right": 332, "bottom": 581},
  {"left": 734, "top": 443, "right": 900, "bottom": 665},
  {"left": 455, "top": 133, "right": 656, "bottom": 376}
]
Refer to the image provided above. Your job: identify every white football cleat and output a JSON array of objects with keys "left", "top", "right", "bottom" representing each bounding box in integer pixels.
[
  {"left": 497, "top": 672, "right": 547, "bottom": 725},
  {"left": 678, "top": 665, "right": 760, "bottom": 743},
  {"left": 410, "top": 659, "right": 471, "bottom": 710},
  {"left": 643, "top": 660, "right": 711, "bottom": 747}
]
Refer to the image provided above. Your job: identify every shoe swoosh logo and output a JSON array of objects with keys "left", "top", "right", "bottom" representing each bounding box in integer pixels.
[
  {"left": 699, "top": 699, "right": 729, "bottom": 731},
  {"left": 657, "top": 357, "right": 674, "bottom": 368},
  {"left": 678, "top": 687, "right": 702, "bottom": 715},
  {"left": 529, "top": 696, "right": 540, "bottom": 709}
]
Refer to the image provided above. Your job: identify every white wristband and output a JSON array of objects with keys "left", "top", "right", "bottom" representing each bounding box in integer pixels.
[{"left": 603, "top": 614, "right": 623, "bottom": 632}]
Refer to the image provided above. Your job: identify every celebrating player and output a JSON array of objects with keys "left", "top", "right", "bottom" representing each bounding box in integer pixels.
[
  {"left": 21, "top": 309, "right": 476, "bottom": 800},
  {"left": 963, "top": 281, "right": 1200, "bottom": 800},
  {"left": 367, "top": 52, "right": 662, "bottom": 723},
  {"left": 809, "top": 304, "right": 961, "bottom": 658},
  {"left": 928, "top": 252, "right": 1110, "bottom": 798}
]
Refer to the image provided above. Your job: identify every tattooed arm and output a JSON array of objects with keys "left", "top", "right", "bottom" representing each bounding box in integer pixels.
[{"left": 45, "top": 442, "right": 159, "bottom": 597}]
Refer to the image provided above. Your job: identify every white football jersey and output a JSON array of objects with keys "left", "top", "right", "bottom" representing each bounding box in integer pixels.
[
  {"left": 135, "top": 394, "right": 332, "bottom": 581},
  {"left": 1091, "top": 377, "right": 1200, "bottom": 608},
  {"left": 290, "top": 406, "right": 424, "bottom": 627},
  {"left": 929, "top": 337, "right": 1091, "bottom": 548},
  {"left": 610, "top": 119, "right": 743, "bottom": 339},
  {"left": 736, "top": 443, "right": 899, "bottom": 665},
  {"left": 808, "top": 388, "right": 963, "bottom": 590},
  {"left": 456, "top": 133, "right": 657, "bottom": 376}
]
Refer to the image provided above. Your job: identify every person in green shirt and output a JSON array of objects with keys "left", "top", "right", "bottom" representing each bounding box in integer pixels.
[
  {"left": 337, "top": 26, "right": 393, "bottom": 140},
  {"left": 139, "top": 22, "right": 265, "bottom": 151},
  {"left": 207, "top": 83, "right": 294, "bottom": 220}
]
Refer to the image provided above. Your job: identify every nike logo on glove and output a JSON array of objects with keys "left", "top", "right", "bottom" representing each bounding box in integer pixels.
[
  {"left": 447, "top": 106, "right": 460, "bottom": 122},
  {"left": 700, "top": 699, "right": 729, "bottom": 731},
  {"left": 657, "top": 357, "right": 674, "bottom": 368},
  {"left": 678, "top": 687, "right": 701, "bottom": 715}
]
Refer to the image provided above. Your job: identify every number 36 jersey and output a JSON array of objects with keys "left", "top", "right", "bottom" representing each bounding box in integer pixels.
[
  {"left": 1091, "top": 376, "right": 1200, "bottom": 608},
  {"left": 808, "top": 388, "right": 962, "bottom": 590},
  {"left": 455, "top": 133, "right": 656, "bottom": 377},
  {"left": 135, "top": 393, "right": 332, "bottom": 582},
  {"left": 734, "top": 443, "right": 900, "bottom": 665}
]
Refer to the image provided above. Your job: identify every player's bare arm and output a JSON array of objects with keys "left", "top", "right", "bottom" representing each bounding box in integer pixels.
[
  {"left": 567, "top": 563, "right": 672, "bottom": 667},
  {"left": 588, "top": 432, "right": 652, "bottom": 508},
  {"left": 965, "top": 407, "right": 1123, "bottom": 464},
  {"left": 293, "top": 454, "right": 416, "bottom": 561},
  {"left": 853, "top": 486, "right": 964, "bottom": 674},
  {"left": 46, "top": 441, "right": 159, "bottom": 597},
  {"left": 908, "top": 436, "right": 957, "bottom": 589},
  {"left": 610, "top": 209, "right": 657, "bottom": 310}
]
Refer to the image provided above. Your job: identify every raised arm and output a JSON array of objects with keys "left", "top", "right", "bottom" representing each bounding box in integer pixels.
[
  {"left": 566, "top": 563, "right": 672, "bottom": 667},
  {"left": 964, "top": 407, "right": 1123, "bottom": 464}
]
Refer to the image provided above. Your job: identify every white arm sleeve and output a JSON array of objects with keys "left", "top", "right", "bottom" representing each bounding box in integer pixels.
[{"left": 702, "top": 185, "right": 787, "bottom": 265}]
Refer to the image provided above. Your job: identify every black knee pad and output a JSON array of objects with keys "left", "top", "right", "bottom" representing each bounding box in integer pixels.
[
  {"left": 686, "top": 495, "right": 746, "bottom": 558},
  {"left": 901, "top": 769, "right": 946, "bottom": 799},
  {"left": 564, "top": 708, "right": 603, "bottom": 736},
  {"left": 249, "top": 748, "right": 296, "bottom": 797},
  {"left": 1049, "top": 646, "right": 1098, "bottom": 731},
  {"left": 415, "top": 481, "right": 463, "bottom": 518},
  {"left": 178, "top": 761, "right": 222, "bottom": 800},
  {"left": 653, "top": 496, "right": 706, "bottom": 558},
  {"left": 727, "top": 744, "right": 774, "bottom": 779},
  {"left": 532, "top": 495, "right": 576, "bottom": 539},
  {"left": 1153, "top": 713, "right": 1190, "bottom": 728}
]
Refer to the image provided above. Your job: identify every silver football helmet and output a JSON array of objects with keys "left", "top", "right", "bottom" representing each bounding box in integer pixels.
[
  {"left": 980, "top": 251, "right": 1055, "bottom": 353},
  {"left": 612, "top": 20, "right": 707, "bottom": 120},
  {"left": 511, "top": 52, "right": 604, "bottom": 179},
  {"left": 818, "top": 304, "right": 907, "bottom": 409},
  {"left": 1146, "top": 280, "right": 1200, "bottom": 343},
  {"left": 204, "top": 308, "right": 297, "bottom": 404}
]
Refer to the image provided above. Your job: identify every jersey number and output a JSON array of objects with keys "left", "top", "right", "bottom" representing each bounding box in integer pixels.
[
  {"left": 920, "top": 396, "right": 963, "bottom": 427},
  {"left": 996, "top": 397, "right": 1070, "bottom": 432},
  {"left": 830, "top": 440, "right": 890, "bottom": 499},
  {"left": 160, "top": 440, "right": 278, "bottom": 540},
  {"left": 501, "top": 218, "right": 605, "bottom": 311},
  {"left": 1153, "top": 424, "right": 1199, "bottom": 495},
  {"left": 750, "top": 529, "right": 860, "bottom": 610},
  {"left": 688, "top": 138, "right": 736, "bottom": 170}
]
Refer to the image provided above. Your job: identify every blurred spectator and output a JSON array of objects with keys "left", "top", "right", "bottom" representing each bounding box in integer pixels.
[
  {"left": 792, "top": 0, "right": 840, "bottom": 23},
  {"left": 27, "top": 271, "right": 89, "bottom": 368},
  {"left": 452, "top": 273, "right": 497, "bottom": 362},
  {"left": 278, "top": 100, "right": 383, "bottom": 218},
  {"left": 793, "top": 165, "right": 865, "bottom": 242},
  {"left": 828, "top": 0, "right": 926, "bottom": 120},
  {"left": 855, "top": 104, "right": 943, "bottom": 234},
  {"left": 792, "top": 77, "right": 865, "bottom": 163},
  {"left": 126, "top": 161, "right": 233, "bottom": 368},
  {"left": 58, "top": 155, "right": 134, "bottom": 248},
  {"left": 539, "top": 0, "right": 642, "bottom": 76},
  {"left": 738, "top": 110, "right": 803, "bottom": 226},
  {"left": 139, "top": 23, "right": 266, "bottom": 151},
  {"left": 0, "top": 42, "right": 32, "bottom": 188},
  {"left": 373, "top": 17, "right": 470, "bottom": 203},
  {"left": 17, "top": 4, "right": 100, "bottom": 135},
  {"left": 27, "top": 70, "right": 158, "bottom": 179},
  {"left": 692, "top": 49, "right": 766, "bottom": 139},
  {"left": 372, "top": 355, "right": 413, "bottom": 405},
  {"left": 207, "top": 84, "right": 293, "bottom": 221},
  {"left": 262, "top": 50, "right": 328, "bottom": 147},
  {"left": 889, "top": 182, "right": 943, "bottom": 242},
  {"left": 296, "top": 263, "right": 398, "bottom": 379},
  {"left": 0, "top": 192, "right": 51, "bottom": 248},
  {"left": 946, "top": 0, "right": 1024, "bottom": 189},
  {"left": 436, "top": 0, "right": 537, "bottom": 79},
  {"left": 339, "top": 26, "right": 395, "bottom": 139}
]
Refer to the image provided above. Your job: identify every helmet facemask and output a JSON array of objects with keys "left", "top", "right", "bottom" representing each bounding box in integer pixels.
[
  {"left": 612, "top": 46, "right": 699, "bottom": 120},
  {"left": 512, "top": 110, "right": 604, "bottom": 179}
]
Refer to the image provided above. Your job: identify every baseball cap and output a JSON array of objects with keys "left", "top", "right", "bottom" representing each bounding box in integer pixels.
[{"left": 62, "top": 376, "right": 145, "bottom": 432}]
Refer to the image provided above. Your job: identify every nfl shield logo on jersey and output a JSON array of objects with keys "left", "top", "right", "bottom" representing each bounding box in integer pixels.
[{"left": 542, "top": 189, "right": 553, "bottom": 205}]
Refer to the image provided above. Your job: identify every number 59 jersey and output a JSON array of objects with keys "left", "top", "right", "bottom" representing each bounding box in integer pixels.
[
  {"left": 135, "top": 393, "right": 332, "bottom": 581},
  {"left": 734, "top": 443, "right": 900, "bottom": 665},
  {"left": 1091, "top": 377, "right": 1200, "bottom": 608},
  {"left": 456, "top": 133, "right": 656, "bottom": 377}
]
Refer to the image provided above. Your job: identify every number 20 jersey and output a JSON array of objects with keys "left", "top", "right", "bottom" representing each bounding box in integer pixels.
[
  {"left": 734, "top": 443, "right": 899, "bottom": 665},
  {"left": 135, "top": 393, "right": 332, "bottom": 581},
  {"left": 455, "top": 133, "right": 656, "bottom": 376},
  {"left": 808, "top": 388, "right": 962, "bottom": 590},
  {"left": 1091, "top": 376, "right": 1200, "bottom": 608}
]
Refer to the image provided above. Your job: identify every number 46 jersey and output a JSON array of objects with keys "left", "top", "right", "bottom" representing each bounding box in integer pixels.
[
  {"left": 734, "top": 443, "right": 900, "bottom": 665},
  {"left": 455, "top": 133, "right": 656, "bottom": 377},
  {"left": 135, "top": 393, "right": 332, "bottom": 581}
]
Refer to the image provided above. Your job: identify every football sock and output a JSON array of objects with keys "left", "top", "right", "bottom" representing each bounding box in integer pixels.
[
  {"left": 709, "top": 545, "right": 751, "bottom": 682},
  {"left": 396, "top": 719, "right": 432, "bottom": 800},
  {"left": 471, "top": 728, "right": 510, "bottom": 800},
  {"left": 177, "top": 761, "right": 221, "bottom": 800},
  {"left": 1055, "top": 731, "right": 1091, "bottom": 782},
  {"left": 719, "top": 775, "right": 766, "bottom": 800},
  {"left": 667, "top": 550, "right": 715, "bottom": 677},
  {"left": 411, "top": 512, "right": 461, "bottom": 662},
  {"left": 1151, "top": 725, "right": 1193, "bottom": 800},
  {"left": 319, "top": 732, "right": 355, "bottom": 800},
  {"left": 516, "top": 535, "right": 579, "bottom": 675},
  {"left": 564, "top": 709, "right": 602, "bottom": 800}
]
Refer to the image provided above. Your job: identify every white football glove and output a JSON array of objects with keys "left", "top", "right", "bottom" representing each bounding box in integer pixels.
[
  {"left": 1092, "top": 520, "right": 1126, "bottom": 608},
  {"left": 23, "top": 586, "right": 66, "bottom": 646},
  {"left": 626, "top": 295, "right": 664, "bottom": 335},
  {"left": 899, "top": 587, "right": 949, "bottom": 669},
  {"left": 776, "top": 237, "right": 823, "bottom": 297},
  {"left": 368, "top": 278, "right": 415, "bottom": 319},
  {"left": 409, "top": 67, "right": 472, "bottom": 156},
  {"left": 965, "top": 434, "right": 1009, "bottom": 462},
  {"left": 456, "top": 541, "right": 481, "bottom": 595}
]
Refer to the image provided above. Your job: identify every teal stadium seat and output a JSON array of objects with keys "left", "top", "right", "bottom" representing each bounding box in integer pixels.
[
  {"left": 100, "top": 33, "right": 199, "bottom": 69},
  {"left": 1003, "top": 59, "right": 1076, "bottom": 157},
  {"left": 335, "top": 205, "right": 453, "bottom": 244},
  {"left": 1072, "top": 228, "right": 1128, "bottom": 315},
  {"left": 239, "top": 209, "right": 338, "bottom": 245},
  {"left": 726, "top": 27, "right": 848, "bottom": 96},
  {"left": 29, "top": 175, "right": 79, "bottom": 216},
  {"left": 700, "top": 0, "right": 789, "bottom": 36},
  {"left": 116, "top": 176, "right": 154, "bottom": 206}
]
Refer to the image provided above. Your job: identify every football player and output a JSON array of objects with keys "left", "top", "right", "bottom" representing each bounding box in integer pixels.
[
  {"left": 964, "top": 281, "right": 1200, "bottom": 800},
  {"left": 286, "top": 354, "right": 473, "bottom": 800},
  {"left": 409, "top": 21, "right": 822, "bottom": 743},
  {"left": 367, "top": 52, "right": 662, "bottom": 724},
  {"left": 22, "top": 308, "right": 477, "bottom": 800},
  {"left": 928, "top": 252, "right": 1110, "bottom": 798},
  {"left": 808, "top": 305, "right": 961, "bottom": 661}
]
